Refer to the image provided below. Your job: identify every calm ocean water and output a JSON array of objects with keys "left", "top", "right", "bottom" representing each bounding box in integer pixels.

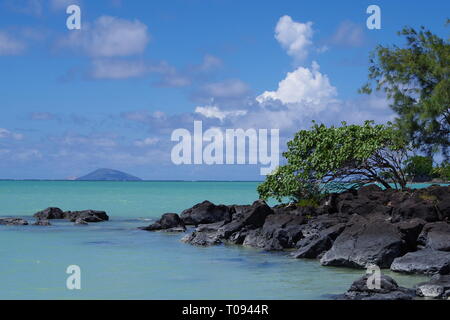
[{"left": 0, "top": 181, "right": 431, "bottom": 299}]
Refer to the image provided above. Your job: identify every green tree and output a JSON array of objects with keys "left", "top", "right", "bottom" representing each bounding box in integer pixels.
[
  {"left": 404, "top": 155, "right": 434, "bottom": 181},
  {"left": 432, "top": 161, "right": 450, "bottom": 181},
  {"left": 360, "top": 23, "right": 450, "bottom": 158},
  {"left": 258, "top": 121, "right": 410, "bottom": 203}
]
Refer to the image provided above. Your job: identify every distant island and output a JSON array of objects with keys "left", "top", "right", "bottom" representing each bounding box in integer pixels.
[{"left": 76, "top": 168, "right": 142, "bottom": 181}]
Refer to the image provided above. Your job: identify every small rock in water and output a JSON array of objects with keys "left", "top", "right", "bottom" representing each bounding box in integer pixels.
[
  {"left": 33, "top": 219, "right": 51, "bottom": 226},
  {"left": 0, "top": 218, "right": 29, "bottom": 226},
  {"left": 415, "top": 275, "right": 450, "bottom": 299},
  {"left": 339, "top": 274, "right": 415, "bottom": 300},
  {"left": 139, "top": 213, "right": 186, "bottom": 232},
  {"left": 74, "top": 218, "right": 89, "bottom": 225}
]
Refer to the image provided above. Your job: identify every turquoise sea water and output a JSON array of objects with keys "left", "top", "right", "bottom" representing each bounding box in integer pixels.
[{"left": 0, "top": 181, "right": 431, "bottom": 300}]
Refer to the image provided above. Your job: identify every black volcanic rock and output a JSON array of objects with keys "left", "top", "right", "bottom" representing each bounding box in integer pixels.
[
  {"left": 340, "top": 274, "right": 415, "bottom": 300},
  {"left": 140, "top": 213, "right": 186, "bottom": 232},
  {"left": 415, "top": 275, "right": 450, "bottom": 299},
  {"left": 180, "top": 201, "right": 232, "bottom": 225},
  {"left": 390, "top": 249, "right": 450, "bottom": 275},
  {"left": 33, "top": 219, "right": 51, "bottom": 226},
  {"left": 417, "top": 222, "right": 450, "bottom": 251},
  {"left": 65, "top": 210, "right": 109, "bottom": 222},
  {"left": 0, "top": 218, "right": 29, "bottom": 225},
  {"left": 33, "top": 208, "right": 109, "bottom": 223},
  {"left": 34, "top": 207, "right": 64, "bottom": 219},
  {"left": 320, "top": 220, "right": 405, "bottom": 268},
  {"left": 76, "top": 168, "right": 142, "bottom": 181}
]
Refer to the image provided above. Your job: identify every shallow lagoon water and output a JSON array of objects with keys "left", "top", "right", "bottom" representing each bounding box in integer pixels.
[{"left": 0, "top": 181, "right": 430, "bottom": 299}]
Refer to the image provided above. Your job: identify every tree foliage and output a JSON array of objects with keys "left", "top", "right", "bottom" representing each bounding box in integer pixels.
[
  {"left": 404, "top": 155, "right": 434, "bottom": 181},
  {"left": 360, "top": 23, "right": 450, "bottom": 158},
  {"left": 257, "top": 121, "right": 410, "bottom": 203}
]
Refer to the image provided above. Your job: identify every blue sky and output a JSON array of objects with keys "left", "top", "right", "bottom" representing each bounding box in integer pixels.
[{"left": 0, "top": 0, "right": 448, "bottom": 180}]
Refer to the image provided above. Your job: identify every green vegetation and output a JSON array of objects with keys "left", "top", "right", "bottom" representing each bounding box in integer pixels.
[
  {"left": 432, "top": 161, "right": 450, "bottom": 181},
  {"left": 257, "top": 121, "right": 409, "bottom": 203},
  {"left": 360, "top": 23, "right": 449, "bottom": 158},
  {"left": 259, "top": 22, "right": 449, "bottom": 203},
  {"left": 404, "top": 156, "right": 434, "bottom": 181}
]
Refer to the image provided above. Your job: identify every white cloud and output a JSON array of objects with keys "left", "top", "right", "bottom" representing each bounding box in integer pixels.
[
  {"left": 256, "top": 61, "right": 337, "bottom": 106},
  {"left": 195, "top": 105, "right": 247, "bottom": 122},
  {"left": 275, "top": 15, "right": 313, "bottom": 62},
  {"left": 91, "top": 59, "right": 149, "bottom": 79},
  {"left": 0, "top": 31, "right": 26, "bottom": 55},
  {"left": 196, "top": 54, "right": 223, "bottom": 72},
  {"left": 60, "top": 16, "right": 150, "bottom": 57},
  {"left": 61, "top": 135, "right": 117, "bottom": 148},
  {"left": 331, "top": 21, "right": 365, "bottom": 47},
  {"left": 200, "top": 79, "right": 250, "bottom": 99},
  {"left": 134, "top": 137, "right": 159, "bottom": 147},
  {"left": 0, "top": 128, "right": 24, "bottom": 140}
]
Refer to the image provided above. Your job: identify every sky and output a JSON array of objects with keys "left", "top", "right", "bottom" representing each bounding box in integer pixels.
[{"left": 0, "top": 0, "right": 448, "bottom": 180}]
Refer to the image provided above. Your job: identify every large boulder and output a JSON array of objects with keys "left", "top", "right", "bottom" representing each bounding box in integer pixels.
[
  {"left": 394, "top": 218, "right": 426, "bottom": 252},
  {"left": 340, "top": 274, "right": 415, "bottom": 300},
  {"left": 241, "top": 213, "right": 305, "bottom": 251},
  {"left": 180, "top": 201, "right": 232, "bottom": 225},
  {"left": 217, "top": 200, "right": 274, "bottom": 239},
  {"left": 33, "top": 207, "right": 64, "bottom": 219},
  {"left": 0, "top": 217, "right": 29, "bottom": 226},
  {"left": 417, "top": 222, "right": 450, "bottom": 252},
  {"left": 293, "top": 223, "right": 347, "bottom": 259},
  {"left": 390, "top": 249, "right": 450, "bottom": 275},
  {"left": 140, "top": 213, "right": 186, "bottom": 232},
  {"left": 320, "top": 221, "right": 405, "bottom": 268},
  {"left": 415, "top": 275, "right": 450, "bottom": 299}
]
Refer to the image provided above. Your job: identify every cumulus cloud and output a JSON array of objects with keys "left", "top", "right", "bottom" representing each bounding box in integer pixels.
[
  {"left": 257, "top": 61, "right": 337, "bottom": 106},
  {"left": 0, "top": 31, "right": 26, "bottom": 55},
  {"left": 331, "top": 21, "right": 366, "bottom": 47},
  {"left": 275, "top": 15, "right": 313, "bottom": 62},
  {"left": 59, "top": 16, "right": 150, "bottom": 57}
]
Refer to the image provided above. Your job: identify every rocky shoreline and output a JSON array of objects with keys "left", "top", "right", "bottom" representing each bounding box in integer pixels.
[
  {"left": 1, "top": 184, "right": 448, "bottom": 300},
  {"left": 140, "top": 184, "right": 450, "bottom": 299}
]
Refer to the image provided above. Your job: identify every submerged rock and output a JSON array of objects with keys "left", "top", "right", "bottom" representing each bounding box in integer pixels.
[
  {"left": 0, "top": 217, "right": 29, "bottom": 226},
  {"left": 140, "top": 213, "right": 186, "bottom": 232},
  {"left": 390, "top": 249, "right": 450, "bottom": 275},
  {"left": 340, "top": 274, "right": 415, "bottom": 300},
  {"left": 74, "top": 218, "right": 89, "bottom": 226},
  {"left": 33, "top": 219, "right": 51, "bottom": 226}
]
